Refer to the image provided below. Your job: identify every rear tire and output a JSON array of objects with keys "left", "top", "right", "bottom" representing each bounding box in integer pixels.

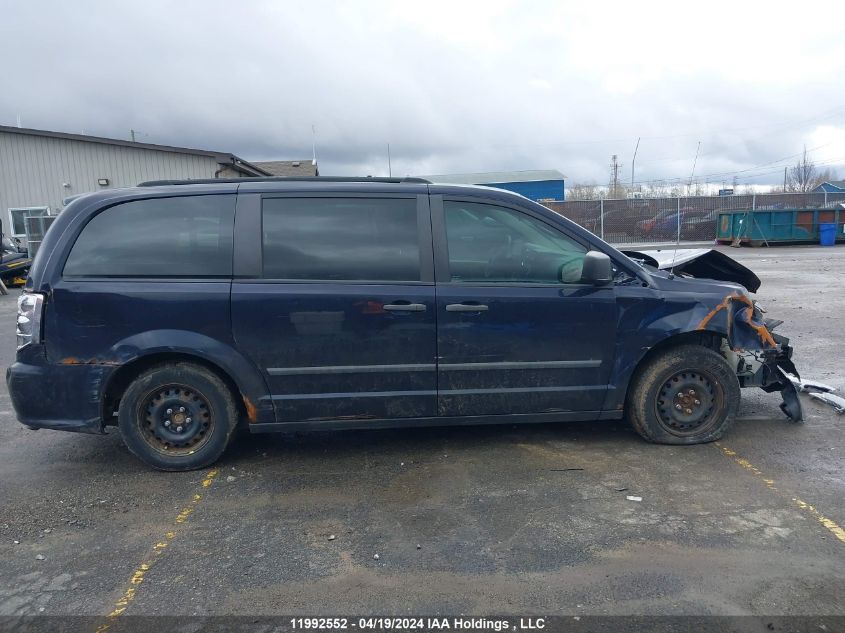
[
  {"left": 118, "top": 362, "right": 238, "bottom": 471},
  {"left": 626, "top": 344, "right": 739, "bottom": 445}
]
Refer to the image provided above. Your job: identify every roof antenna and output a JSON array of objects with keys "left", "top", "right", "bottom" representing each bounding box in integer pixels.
[
  {"left": 668, "top": 197, "right": 681, "bottom": 279},
  {"left": 669, "top": 141, "right": 701, "bottom": 279},
  {"left": 311, "top": 125, "right": 318, "bottom": 167}
]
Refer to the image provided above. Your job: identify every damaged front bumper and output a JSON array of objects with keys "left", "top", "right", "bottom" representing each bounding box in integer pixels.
[
  {"left": 728, "top": 329, "right": 804, "bottom": 422},
  {"left": 694, "top": 290, "right": 803, "bottom": 422}
]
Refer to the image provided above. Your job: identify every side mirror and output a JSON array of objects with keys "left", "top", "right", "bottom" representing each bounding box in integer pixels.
[{"left": 580, "top": 251, "right": 613, "bottom": 286}]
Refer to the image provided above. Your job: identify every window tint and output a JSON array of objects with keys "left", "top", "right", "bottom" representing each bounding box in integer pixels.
[
  {"left": 444, "top": 201, "right": 587, "bottom": 283},
  {"left": 63, "top": 195, "right": 234, "bottom": 278},
  {"left": 262, "top": 198, "right": 420, "bottom": 281}
]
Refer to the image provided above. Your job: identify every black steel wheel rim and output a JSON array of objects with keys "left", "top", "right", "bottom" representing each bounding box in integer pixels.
[
  {"left": 655, "top": 369, "right": 722, "bottom": 437},
  {"left": 138, "top": 383, "right": 214, "bottom": 455}
]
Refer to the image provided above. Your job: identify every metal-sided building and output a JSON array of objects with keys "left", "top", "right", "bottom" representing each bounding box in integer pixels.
[
  {"left": 813, "top": 180, "right": 845, "bottom": 194},
  {"left": 421, "top": 169, "right": 565, "bottom": 202},
  {"left": 0, "top": 125, "right": 270, "bottom": 238}
]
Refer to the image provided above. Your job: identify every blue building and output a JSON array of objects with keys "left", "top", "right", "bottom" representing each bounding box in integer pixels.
[
  {"left": 421, "top": 170, "right": 565, "bottom": 202},
  {"left": 813, "top": 180, "right": 845, "bottom": 194}
]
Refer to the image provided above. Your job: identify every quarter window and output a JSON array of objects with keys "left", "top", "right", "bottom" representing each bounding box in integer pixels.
[
  {"left": 63, "top": 195, "right": 235, "bottom": 278},
  {"left": 262, "top": 198, "right": 420, "bottom": 281},
  {"left": 444, "top": 201, "right": 587, "bottom": 284}
]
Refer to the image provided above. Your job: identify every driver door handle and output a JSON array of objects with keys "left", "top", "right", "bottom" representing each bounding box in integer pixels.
[
  {"left": 445, "top": 303, "right": 489, "bottom": 312},
  {"left": 383, "top": 303, "right": 427, "bottom": 312}
]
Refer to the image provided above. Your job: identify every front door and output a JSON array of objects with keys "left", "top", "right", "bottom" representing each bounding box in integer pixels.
[
  {"left": 232, "top": 193, "right": 437, "bottom": 422},
  {"left": 432, "top": 197, "right": 617, "bottom": 417}
]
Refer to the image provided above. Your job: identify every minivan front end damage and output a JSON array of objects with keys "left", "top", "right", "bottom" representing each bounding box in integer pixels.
[
  {"left": 723, "top": 331, "right": 803, "bottom": 422},
  {"left": 698, "top": 292, "right": 803, "bottom": 422},
  {"left": 625, "top": 247, "right": 805, "bottom": 424}
]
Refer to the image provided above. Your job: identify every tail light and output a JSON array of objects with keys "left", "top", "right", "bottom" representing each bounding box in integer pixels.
[{"left": 17, "top": 292, "right": 45, "bottom": 349}]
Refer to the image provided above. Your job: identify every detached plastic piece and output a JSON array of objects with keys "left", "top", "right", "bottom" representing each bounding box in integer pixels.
[
  {"left": 784, "top": 373, "right": 836, "bottom": 394},
  {"left": 778, "top": 368, "right": 805, "bottom": 423},
  {"left": 809, "top": 392, "right": 845, "bottom": 414}
]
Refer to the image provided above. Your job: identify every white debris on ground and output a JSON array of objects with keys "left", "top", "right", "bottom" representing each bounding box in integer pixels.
[
  {"left": 809, "top": 392, "right": 845, "bottom": 414},
  {"left": 786, "top": 373, "right": 844, "bottom": 414},
  {"left": 785, "top": 373, "right": 836, "bottom": 394}
]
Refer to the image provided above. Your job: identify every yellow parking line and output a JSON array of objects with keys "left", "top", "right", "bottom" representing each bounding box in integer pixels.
[
  {"left": 94, "top": 469, "right": 219, "bottom": 632},
  {"left": 715, "top": 443, "right": 845, "bottom": 545},
  {"left": 793, "top": 498, "right": 845, "bottom": 544},
  {"left": 716, "top": 445, "right": 777, "bottom": 490}
]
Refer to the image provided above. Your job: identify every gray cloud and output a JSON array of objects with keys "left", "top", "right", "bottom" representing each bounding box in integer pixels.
[{"left": 2, "top": 0, "right": 844, "bottom": 186}]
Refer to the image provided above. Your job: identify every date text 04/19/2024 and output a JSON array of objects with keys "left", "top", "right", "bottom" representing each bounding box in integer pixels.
[{"left": 289, "top": 618, "right": 547, "bottom": 631}]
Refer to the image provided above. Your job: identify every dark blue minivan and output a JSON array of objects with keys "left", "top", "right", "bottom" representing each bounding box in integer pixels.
[{"left": 7, "top": 177, "right": 802, "bottom": 470}]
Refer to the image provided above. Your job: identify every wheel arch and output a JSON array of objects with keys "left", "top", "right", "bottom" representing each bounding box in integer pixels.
[
  {"left": 604, "top": 329, "right": 727, "bottom": 413},
  {"left": 634, "top": 330, "right": 724, "bottom": 373},
  {"left": 102, "top": 351, "right": 265, "bottom": 428}
]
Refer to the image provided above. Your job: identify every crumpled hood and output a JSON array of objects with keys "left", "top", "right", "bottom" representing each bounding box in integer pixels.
[{"left": 623, "top": 248, "right": 761, "bottom": 292}]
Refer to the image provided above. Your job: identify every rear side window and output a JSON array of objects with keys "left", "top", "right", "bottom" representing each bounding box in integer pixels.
[
  {"left": 63, "top": 195, "right": 235, "bottom": 278},
  {"left": 262, "top": 198, "right": 420, "bottom": 281}
]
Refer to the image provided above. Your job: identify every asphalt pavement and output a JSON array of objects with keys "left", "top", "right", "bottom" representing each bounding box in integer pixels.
[{"left": 0, "top": 245, "right": 843, "bottom": 625}]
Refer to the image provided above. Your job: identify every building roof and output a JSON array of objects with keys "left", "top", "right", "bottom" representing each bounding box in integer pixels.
[
  {"left": 0, "top": 124, "right": 271, "bottom": 177},
  {"left": 420, "top": 169, "right": 565, "bottom": 185},
  {"left": 252, "top": 159, "right": 319, "bottom": 177},
  {"left": 818, "top": 180, "right": 845, "bottom": 191}
]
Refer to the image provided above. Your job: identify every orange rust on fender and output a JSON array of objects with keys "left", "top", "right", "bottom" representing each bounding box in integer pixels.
[
  {"left": 59, "top": 357, "right": 120, "bottom": 366},
  {"left": 696, "top": 292, "right": 776, "bottom": 349},
  {"left": 742, "top": 305, "right": 777, "bottom": 348},
  {"left": 696, "top": 292, "right": 744, "bottom": 331},
  {"left": 242, "top": 396, "right": 258, "bottom": 423}
]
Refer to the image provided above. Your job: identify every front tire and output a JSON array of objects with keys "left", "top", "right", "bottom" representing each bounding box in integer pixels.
[
  {"left": 626, "top": 344, "right": 740, "bottom": 445},
  {"left": 118, "top": 362, "right": 238, "bottom": 471}
]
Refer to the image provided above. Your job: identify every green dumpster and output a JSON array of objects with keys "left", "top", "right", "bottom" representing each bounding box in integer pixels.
[{"left": 716, "top": 208, "right": 844, "bottom": 246}]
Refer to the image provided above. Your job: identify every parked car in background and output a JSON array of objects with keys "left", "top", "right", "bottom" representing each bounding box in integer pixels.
[
  {"left": 637, "top": 207, "right": 715, "bottom": 239},
  {"left": 637, "top": 208, "right": 677, "bottom": 236},
  {"left": 683, "top": 209, "right": 720, "bottom": 241},
  {"left": 8, "top": 177, "right": 801, "bottom": 471}
]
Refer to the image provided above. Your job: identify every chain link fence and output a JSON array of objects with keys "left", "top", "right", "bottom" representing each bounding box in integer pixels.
[{"left": 545, "top": 191, "right": 845, "bottom": 245}]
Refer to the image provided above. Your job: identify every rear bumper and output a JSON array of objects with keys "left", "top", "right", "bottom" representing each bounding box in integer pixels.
[{"left": 6, "top": 352, "right": 114, "bottom": 434}]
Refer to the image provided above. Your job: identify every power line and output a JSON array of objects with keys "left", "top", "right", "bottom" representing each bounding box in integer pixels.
[
  {"left": 632, "top": 155, "right": 845, "bottom": 187},
  {"left": 630, "top": 143, "right": 835, "bottom": 186},
  {"left": 730, "top": 156, "right": 845, "bottom": 182},
  {"left": 470, "top": 103, "right": 845, "bottom": 151}
]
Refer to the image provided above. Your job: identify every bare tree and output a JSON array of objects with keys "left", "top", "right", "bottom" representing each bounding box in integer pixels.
[
  {"left": 814, "top": 167, "right": 838, "bottom": 187},
  {"left": 787, "top": 146, "right": 818, "bottom": 192},
  {"left": 567, "top": 182, "right": 602, "bottom": 200},
  {"left": 642, "top": 181, "right": 677, "bottom": 198}
]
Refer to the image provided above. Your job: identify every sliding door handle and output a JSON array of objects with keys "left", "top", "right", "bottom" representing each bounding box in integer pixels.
[
  {"left": 383, "top": 303, "right": 427, "bottom": 312},
  {"left": 445, "top": 303, "right": 489, "bottom": 312}
]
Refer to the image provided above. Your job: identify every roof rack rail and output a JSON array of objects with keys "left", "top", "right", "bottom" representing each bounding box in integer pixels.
[{"left": 138, "top": 176, "right": 431, "bottom": 187}]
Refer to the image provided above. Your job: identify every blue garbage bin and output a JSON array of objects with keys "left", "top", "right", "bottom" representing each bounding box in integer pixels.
[{"left": 819, "top": 222, "right": 837, "bottom": 246}]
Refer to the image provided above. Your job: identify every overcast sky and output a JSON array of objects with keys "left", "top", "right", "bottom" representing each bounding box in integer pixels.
[{"left": 2, "top": 0, "right": 844, "bottom": 186}]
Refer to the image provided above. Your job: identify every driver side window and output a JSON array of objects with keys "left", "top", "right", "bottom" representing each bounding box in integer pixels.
[{"left": 443, "top": 201, "right": 587, "bottom": 284}]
